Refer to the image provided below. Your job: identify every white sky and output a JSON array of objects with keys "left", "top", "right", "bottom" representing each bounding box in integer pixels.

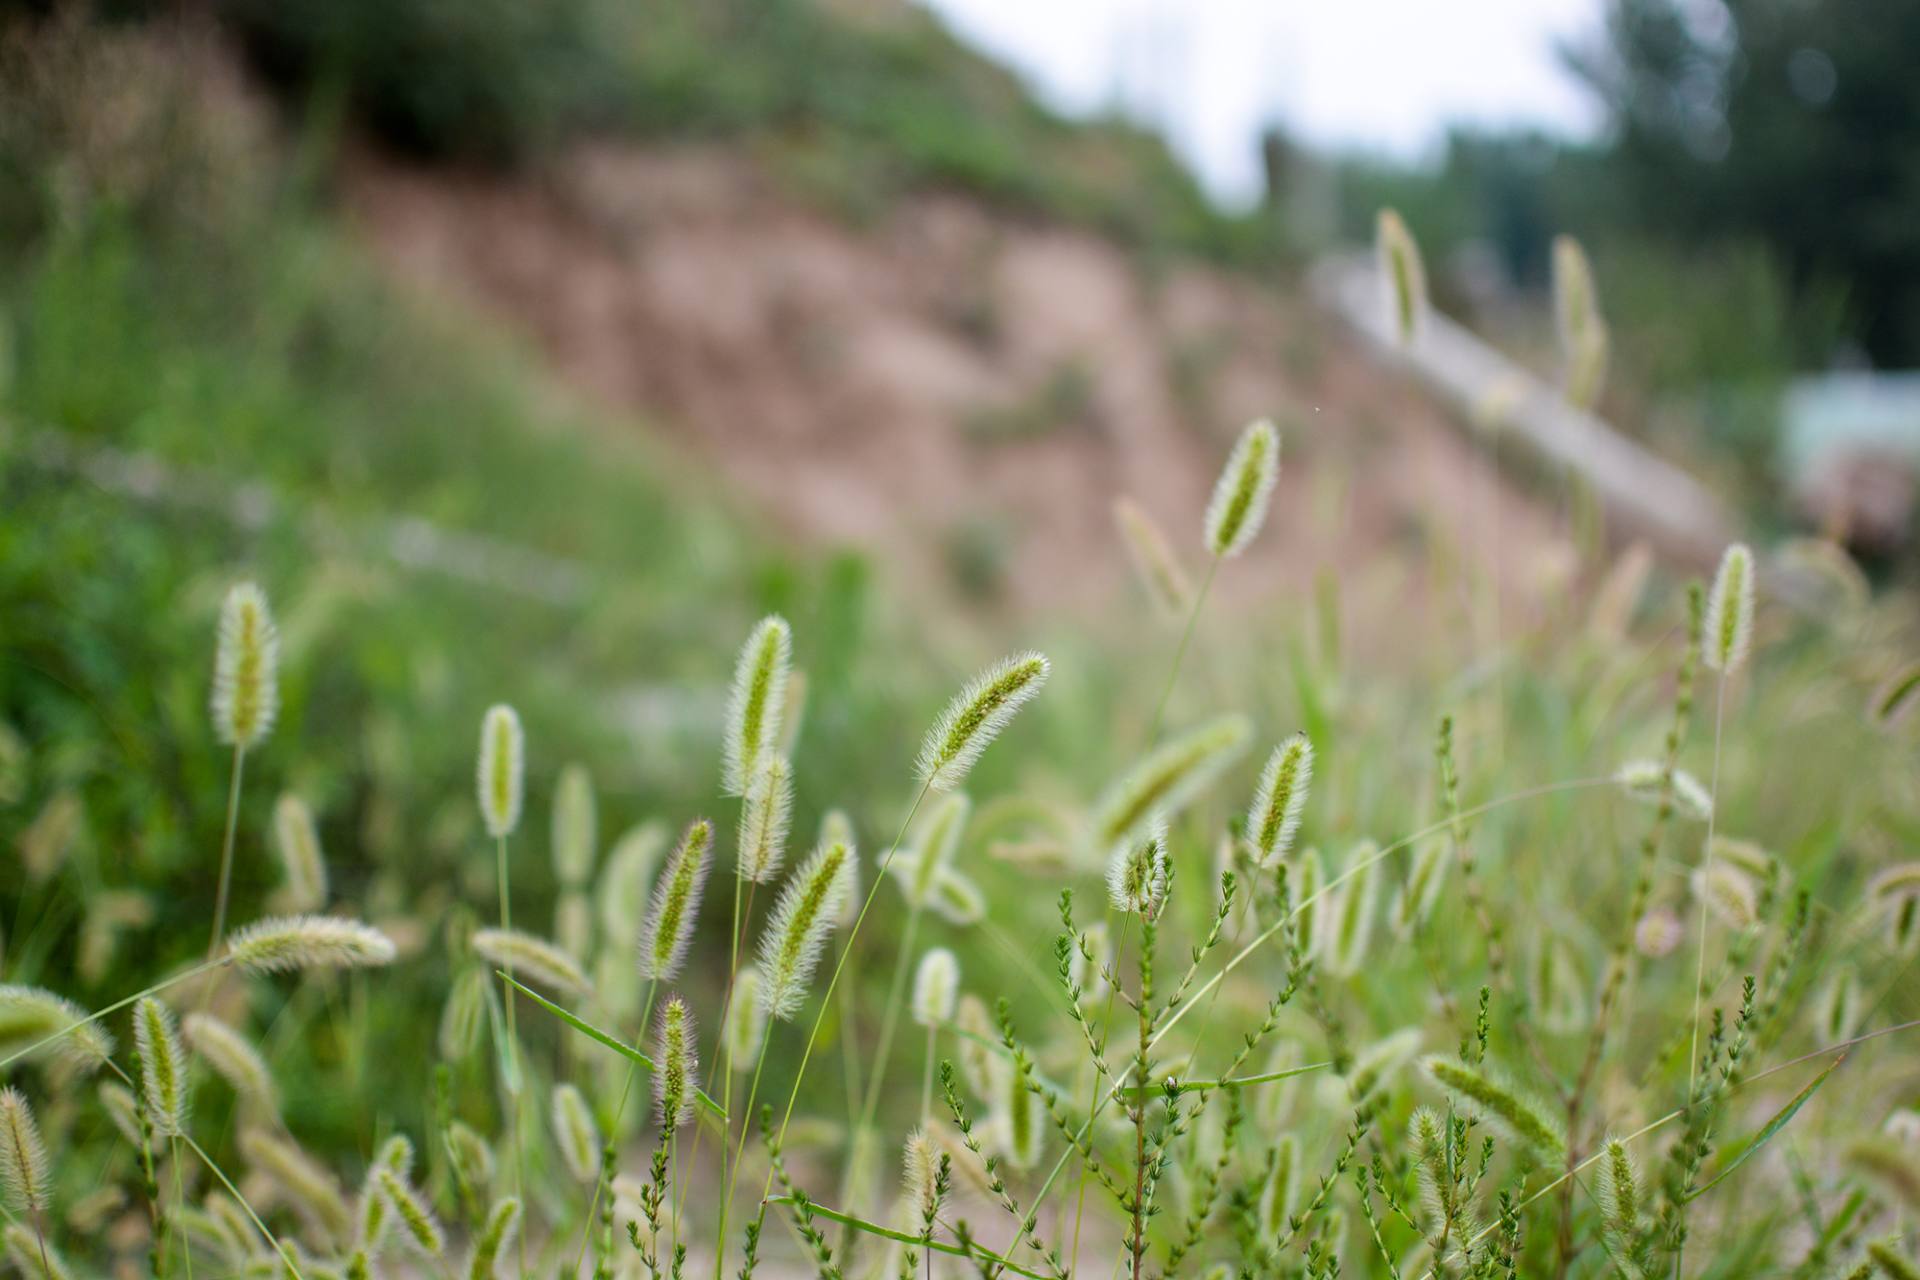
[{"left": 920, "top": 0, "right": 1607, "bottom": 207}]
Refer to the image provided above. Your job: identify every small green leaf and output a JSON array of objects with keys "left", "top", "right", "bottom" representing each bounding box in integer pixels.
[
  {"left": 1687, "top": 1055, "right": 1843, "bottom": 1201},
  {"left": 497, "top": 972, "right": 727, "bottom": 1119},
  {"left": 765, "top": 1195, "right": 1050, "bottom": 1280}
]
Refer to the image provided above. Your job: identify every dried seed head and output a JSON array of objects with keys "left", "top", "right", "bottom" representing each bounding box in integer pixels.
[
  {"left": 239, "top": 1127, "right": 353, "bottom": 1243},
  {"left": 470, "top": 927, "right": 589, "bottom": 995},
  {"left": 1691, "top": 863, "right": 1760, "bottom": 931},
  {"left": 1615, "top": 759, "right": 1713, "bottom": 821},
  {"left": 915, "top": 652, "right": 1051, "bottom": 792},
  {"left": 271, "top": 794, "right": 328, "bottom": 912},
  {"left": 1703, "top": 543, "right": 1756, "bottom": 674},
  {"left": 551, "top": 763, "right": 597, "bottom": 888},
  {"left": 757, "top": 840, "right": 855, "bottom": 1021},
  {"left": 1247, "top": 734, "right": 1313, "bottom": 867},
  {"left": 375, "top": 1166, "right": 444, "bottom": 1257},
  {"left": 1113, "top": 497, "right": 1192, "bottom": 619},
  {"left": 1092, "top": 714, "right": 1251, "bottom": 853},
  {"left": 0, "top": 1087, "right": 50, "bottom": 1216},
  {"left": 1203, "top": 419, "right": 1281, "bottom": 559},
  {"left": 653, "top": 996, "right": 698, "bottom": 1130},
  {"left": 737, "top": 756, "right": 794, "bottom": 884},
  {"left": 134, "top": 996, "right": 190, "bottom": 1138},
  {"left": 1106, "top": 821, "right": 1171, "bottom": 916},
  {"left": 955, "top": 995, "right": 997, "bottom": 1100},
  {"left": 1324, "top": 841, "right": 1380, "bottom": 978},
  {"left": 598, "top": 820, "right": 669, "bottom": 943},
  {"left": 0, "top": 983, "right": 115, "bottom": 1072},
  {"left": 228, "top": 915, "right": 398, "bottom": 975},
  {"left": 476, "top": 705, "right": 525, "bottom": 839},
  {"left": 723, "top": 616, "right": 792, "bottom": 796},
  {"left": 1423, "top": 1056, "right": 1565, "bottom": 1160},
  {"left": 550, "top": 1084, "right": 600, "bottom": 1183},
  {"left": 911, "top": 948, "right": 960, "bottom": 1028},
  {"left": 723, "top": 966, "right": 768, "bottom": 1068},
  {"left": 1377, "top": 209, "right": 1429, "bottom": 346},
  {"left": 637, "top": 819, "right": 714, "bottom": 982},
  {"left": 902, "top": 1127, "right": 941, "bottom": 1219},
  {"left": 465, "top": 1197, "right": 521, "bottom": 1280},
  {"left": 212, "top": 582, "right": 279, "bottom": 750},
  {"left": 184, "top": 1013, "right": 277, "bottom": 1110}
]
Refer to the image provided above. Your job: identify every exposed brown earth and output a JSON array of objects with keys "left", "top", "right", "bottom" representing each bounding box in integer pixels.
[{"left": 343, "top": 143, "right": 1573, "bottom": 622}]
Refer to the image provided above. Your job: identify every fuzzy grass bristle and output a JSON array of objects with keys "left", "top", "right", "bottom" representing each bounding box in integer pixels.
[
  {"left": 212, "top": 581, "right": 279, "bottom": 749},
  {"left": 902, "top": 1127, "right": 941, "bottom": 1219},
  {"left": 757, "top": 839, "right": 855, "bottom": 1022},
  {"left": 549, "top": 1083, "right": 600, "bottom": 1183},
  {"left": 914, "top": 652, "right": 1051, "bottom": 792},
  {"left": 465, "top": 1198, "right": 521, "bottom": 1280},
  {"left": 737, "top": 756, "right": 794, "bottom": 884},
  {"left": 911, "top": 948, "right": 959, "bottom": 1027},
  {"left": 476, "top": 704, "right": 525, "bottom": 839},
  {"left": 722, "top": 615, "right": 792, "bottom": 796},
  {"left": 598, "top": 820, "right": 669, "bottom": 942},
  {"left": 1113, "top": 497, "right": 1192, "bottom": 619},
  {"left": 228, "top": 915, "right": 399, "bottom": 975},
  {"left": 1615, "top": 759, "right": 1714, "bottom": 821},
  {"left": 0, "top": 1087, "right": 50, "bottom": 1217},
  {"left": 551, "top": 762, "right": 597, "bottom": 888},
  {"left": 1203, "top": 419, "right": 1280, "bottom": 559},
  {"left": 1106, "top": 821, "right": 1171, "bottom": 916},
  {"left": 374, "top": 1165, "right": 444, "bottom": 1257},
  {"left": 1247, "top": 733, "right": 1313, "bottom": 867},
  {"left": 637, "top": 818, "right": 714, "bottom": 982},
  {"left": 271, "top": 794, "right": 328, "bottom": 912},
  {"left": 1377, "top": 208, "right": 1429, "bottom": 347},
  {"left": 0, "top": 984, "right": 115, "bottom": 1072},
  {"left": 1703, "top": 543, "right": 1756, "bottom": 674},
  {"left": 653, "top": 995, "right": 698, "bottom": 1130},
  {"left": 183, "top": 1012, "right": 277, "bottom": 1109},
  {"left": 1092, "top": 714, "right": 1250, "bottom": 853},
  {"left": 723, "top": 965, "right": 768, "bottom": 1068},
  {"left": 469, "top": 927, "right": 589, "bottom": 995},
  {"left": 1423, "top": 1055, "right": 1565, "bottom": 1160},
  {"left": 133, "top": 996, "right": 189, "bottom": 1138}
]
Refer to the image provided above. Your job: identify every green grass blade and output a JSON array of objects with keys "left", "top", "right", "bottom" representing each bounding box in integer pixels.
[
  {"left": 1686, "top": 1055, "right": 1843, "bottom": 1201},
  {"left": 498, "top": 972, "right": 726, "bottom": 1119},
  {"left": 764, "top": 1195, "right": 1051, "bottom": 1280}
]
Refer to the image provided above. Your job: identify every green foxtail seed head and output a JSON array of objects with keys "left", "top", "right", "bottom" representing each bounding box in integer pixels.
[
  {"left": 1376, "top": 208, "right": 1429, "bottom": 346},
  {"left": 653, "top": 996, "right": 697, "bottom": 1129},
  {"left": 637, "top": 818, "right": 713, "bottom": 982},
  {"left": 1259, "top": 1133, "right": 1299, "bottom": 1238},
  {"left": 1867, "top": 1242, "right": 1920, "bottom": 1280},
  {"left": 997, "top": 1048, "right": 1044, "bottom": 1170},
  {"left": 550, "top": 1084, "right": 600, "bottom": 1182},
  {"left": 1106, "top": 820, "right": 1171, "bottom": 916},
  {"left": 1423, "top": 1056, "right": 1565, "bottom": 1160},
  {"left": 271, "top": 794, "right": 328, "bottom": 912},
  {"left": 757, "top": 839, "right": 854, "bottom": 1021},
  {"left": 824, "top": 811, "right": 863, "bottom": 928},
  {"left": 1709, "top": 835, "right": 1774, "bottom": 879},
  {"left": 737, "top": 756, "right": 794, "bottom": 884},
  {"left": 723, "top": 965, "right": 768, "bottom": 1068},
  {"left": 1817, "top": 966, "right": 1861, "bottom": 1042},
  {"left": 1325, "top": 841, "right": 1380, "bottom": 978},
  {"left": 1203, "top": 419, "right": 1280, "bottom": 559},
  {"left": 134, "top": 996, "right": 189, "bottom": 1137},
  {"left": 1532, "top": 938, "right": 1589, "bottom": 1035},
  {"left": 357, "top": 1134, "right": 416, "bottom": 1251},
  {"left": 212, "top": 581, "right": 278, "bottom": 749},
  {"left": 183, "top": 1013, "right": 277, "bottom": 1109},
  {"left": 1293, "top": 848, "right": 1328, "bottom": 958},
  {"left": 956, "top": 995, "right": 997, "bottom": 1100},
  {"left": 1596, "top": 1136, "right": 1640, "bottom": 1262},
  {"left": 927, "top": 867, "right": 986, "bottom": 926},
  {"left": 0, "top": 1087, "right": 49, "bottom": 1216},
  {"left": 1871, "top": 662, "right": 1920, "bottom": 729},
  {"left": 1553, "top": 234, "right": 1611, "bottom": 409},
  {"left": 915, "top": 652, "right": 1051, "bottom": 792},
  {"left": 1692, "top": 863, "right": 1760, "bottom": 931},
  {"left": 447, "top": 1121, "right": 494, "bottom": 1188},
  {"left": 551, "top": 762, "right": 597, "bottom": 888},
  {"left": 439, "top": 968, "right": 488, "bottom": 1060},
  {"left": 228, "top": 915, "right": 398, "bottom": 975},
  {"left": 1091, "top": 714, "right": 1251, "bottom": 853},
  {"left": 722, "top": 615, "right": 792, "bottom": 796},
  {"left": 1391, "top": 837, "right": 1450, "bottom": 938},
  {"left": 890, "top": 792, "right": 970, "bottom": 908},
  {"left": 465, "top": 1198, "right": 521, "bottom": 1280},
  {"left": 902, "top": 1128, "right": 941, "bottom": 1220},
  {"left": 239, "top": 1127, "right": 353, "bottom": 1243},
  {"left": 1703, "top": 543, "right": 1755, "bottom": 674},
  {"left": 97, "top": 1083, "right": 140, "bottom": 1147},
  {"left": 911, "top": 948, "right": 959, "bottom": 1027},
  {"left": 3, "top": 1223, "right": 68, "bottom": 1280},
  {"left": 469, "top": 927, "right": 588, "bottom": 995},
  {"left": 1113, "top": 496, "right": 1192, "bottom": 619},
  {"left": 476, "top": 705, "right": 524, "bottom": 839},
  {"left": 1247, "top": 734, "right": 1313, "bottom": 867},
  {"left": 598, "top": 820, "right": 669, "bottom": 942},
  {"left": 1615, "top": 759, "right": 1713, "bottom": 821},
  {"left": 0, "top": 983, "right": 115, "bottom": 1072},
  {"left": 375, "top": 1166, "right": 444, "bottom": 1257}
]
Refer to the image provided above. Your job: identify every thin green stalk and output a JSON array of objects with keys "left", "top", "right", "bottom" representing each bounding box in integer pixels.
[
  {"left": 1146, "top": 561, "right": 1219, "bottom": 744},
  {"left": 181, "top": 1132, "right": 305, "bottom": 1279},
  {"left": 919, "top": 1024, "right": 937, "bottom": 1123},
  {"left": 853, "top": 899, "right": 925, "bottom": 1142},
  {"left": 494, "top": 833, "right": 526, "bottom": 1280},
  {"left": 170, "top": 1138, "right": 194, "bottom": 1280},
  {"left": 1069, "top": 913, "right": 1133, "bottom": 1274},
  {"left": 570, "top": 979, "right": 659, "bottom": 1277},
  {"left": 1688, "top": 675, "right": 1729, "bottom": 1102},
  {"left": 206, "top": 745, "right": 247, "bottom": 962},
  {"left": 715, "top": 1033, "right": 774, "bottom": 1278},
  {"left": 0, "top": 959, "right": 225, "bottom": 1073}
]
